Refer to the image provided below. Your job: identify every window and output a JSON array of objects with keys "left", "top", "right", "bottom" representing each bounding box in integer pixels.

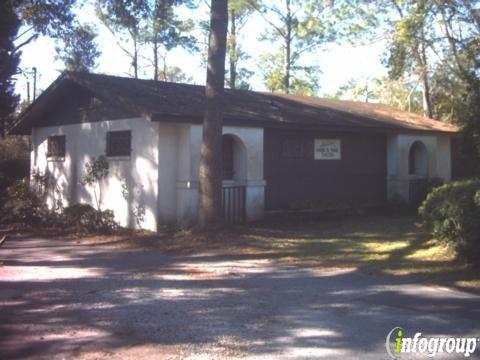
[
  {"left": 106, "top": 130, "right": 131, "bottom": 157},
  {"left": 281, "top": 139, "right": 305, "bottom": 158},
  {"left": 47, "top": 135, "right": 66, "bottom": 158}
]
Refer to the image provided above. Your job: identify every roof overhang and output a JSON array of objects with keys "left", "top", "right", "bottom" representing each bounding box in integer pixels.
[
  {"left": 9, "top": 71, "right": 460, "bottom": 136},
  {"left": 150, "top": 113, "right": 459, "bottom": 135}
]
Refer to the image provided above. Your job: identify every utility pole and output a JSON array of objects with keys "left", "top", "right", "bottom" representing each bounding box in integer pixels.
[{"left": 27, "top": 82, "right": 30, "bottom": 103}]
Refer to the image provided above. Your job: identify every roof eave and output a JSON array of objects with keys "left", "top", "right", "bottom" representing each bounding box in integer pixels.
[
  {"left": 150, "top": 113, "right": 459, "bottom": 134},
  {"left": 8, "top": 72, "right": 73, "bottom": 135}
]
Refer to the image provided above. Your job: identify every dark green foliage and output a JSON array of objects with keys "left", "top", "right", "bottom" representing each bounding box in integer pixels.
[
  {"left": 96, "top": 0, "right": 149, "bottom": 78},
  {"left": 81, "top": 155, "right": 109, "bottom": 210},
  {"left": 63, "top": 203, "right": 95, "bottom": 225},
  {"left": 1, "top": 0, "right": 77, "bottom": 135},
  {"left": 81, "top": 155, "right": 109, "bottom": 187},
  {"left": 96, "top": 0, "right": 196, "bottom": 79},
  {"left": 16, "top": 0, "right": 76, "bottom": 37},
  {"left": 419, "top": 178, "right": 480, "bottom": 262},
  {"left": 257, "top": 0, "right": 374, "bottom": 95},
  {"left": 63, "top": 204, "right": 119, "bottom": 234},
  {"left": 0, "top": 159, "right": 29, "bottom": 193},
  {"left": 226, "top": 0, "right": 256, "bottom": 89},
  {"left": 0, "top": 0, "right": 21, "bottom": 136},
  {"left": 458, "top": 75, "right": 480, "bottom": 163},
  {"left": 78, "top": 208, "right": 119, "bottom": 234},
  {"left": 1, "top": 176, "right": 120, "bottom": 234},
  {"left": 56, "top": 24, "right": 101, "bottom": 71},
  {"left": 0, "top": 136, "right": 30, "bottom": 160},
  {"left": 1, "top": 179, "right": 49, "bottom": 225},
  {"left": 146, "top": 0, "right": 196, "bottom": 55}
]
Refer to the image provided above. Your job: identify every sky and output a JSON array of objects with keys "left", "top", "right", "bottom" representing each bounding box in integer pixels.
[{"left": 14, "top": 1, "right": 388, "bottom": 102}]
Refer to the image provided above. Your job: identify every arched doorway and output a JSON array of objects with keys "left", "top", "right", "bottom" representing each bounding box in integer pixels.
[
  {"left": 222, "top": 134, "right": 247, "bottom": 182},
  {"left": 408, "top": 140, "right": 429, "bottom": 205},
  {"left": 222, "top": 134, "right": 247, "bottom": 224},
  {"left": 409, "top": 141, "right": 428, "bottom": 177}
]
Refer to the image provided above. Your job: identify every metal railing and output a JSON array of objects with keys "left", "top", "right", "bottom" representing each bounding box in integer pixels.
[
  {"left": 409, "top": 179, "right": 428, "bottom": 206},
  {"left": 222, "top": 185, "right": 246, "bottom": 225}
]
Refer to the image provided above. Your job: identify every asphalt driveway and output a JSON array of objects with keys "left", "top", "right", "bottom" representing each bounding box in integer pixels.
[{"left": 0, "top": 235, "right": 479, "bottom": 359}]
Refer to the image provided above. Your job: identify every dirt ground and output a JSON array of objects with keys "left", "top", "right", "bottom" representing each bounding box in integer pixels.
[{"left": 1, "top": 227, "right": 480, "bottom": 359}]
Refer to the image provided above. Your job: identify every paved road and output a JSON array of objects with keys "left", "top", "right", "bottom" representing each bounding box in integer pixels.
[{"left": 1, "top": 235, "right": 479, "bottom": 359}]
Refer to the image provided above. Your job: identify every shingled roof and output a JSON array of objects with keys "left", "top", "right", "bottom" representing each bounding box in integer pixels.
[{"left": 11, "top": 71, "right": 459, "bottom": 134}]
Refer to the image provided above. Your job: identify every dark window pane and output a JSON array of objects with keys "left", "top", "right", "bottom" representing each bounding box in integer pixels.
[
  {"left": 106, "top": 130, "right": 131, "bottom": 157},
  {"left": 281, "top": 139, "right": 305, "bottom": 158},
  {"left": 47, "top": 135, "right": 66, "bottom": 157}
]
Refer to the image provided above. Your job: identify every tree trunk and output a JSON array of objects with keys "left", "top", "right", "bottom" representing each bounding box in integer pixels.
[
  {"left": 416, "top": 43, "right": 432, "bottom": 118},
  {"left": 229, "top": 8, "right": 237, "bottom": 89},
  {"left": 133, "top": 36, "right": 138, "bottom": 79},
  {"left": 283, "top": 0, "right": 292, "bottom": 93},
  {"left": 197, "top": 0, "right": 228, "bottom": 229},
  {"left": 153, "top": 38, "right": 158, "bottom": 81},
  {"left": 420, "top": 69, "right": 432, "bottom": 118}
]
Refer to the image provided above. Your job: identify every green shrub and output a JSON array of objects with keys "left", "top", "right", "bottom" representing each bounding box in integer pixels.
[
  {"left": 63, "top": 203, "right": 119, "bottom": 234},
  {"left": 63, "top": 204, "right": 96, "bottom": 225},
  {"left": 419, "top": 178, "right": 480, "bottom": 262},
  {"left": 0, "top": 159, "right": 30, "bottom": 191},
  {"left": 80, "top": 208, "right": 119, "bottom": 234},
  {"left": 1, "top": 179, "right": 49, "bottom": 225},
  {"left": 0, "top": 179, "right": 120, "bottom": 234}
]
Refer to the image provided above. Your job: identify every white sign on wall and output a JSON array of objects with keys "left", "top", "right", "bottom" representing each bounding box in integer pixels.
[{"left": 314, "top": 139, "right": 341, "bottom": 160}]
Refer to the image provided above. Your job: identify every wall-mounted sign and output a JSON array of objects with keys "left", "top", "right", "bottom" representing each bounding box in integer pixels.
[{"left": 314, "top": 139, "right": 341, "bottom": 160}]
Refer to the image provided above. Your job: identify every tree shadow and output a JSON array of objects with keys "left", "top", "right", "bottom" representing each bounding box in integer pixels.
[
  {"left": 238, "top": 211, "right": 480, "bottom": 295},
  {"left": 1, "top": 224, "right": 480, "bottom": 359}
]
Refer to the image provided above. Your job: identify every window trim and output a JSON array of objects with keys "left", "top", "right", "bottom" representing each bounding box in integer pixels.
[
  {"left": 281, "top": 139, "right": 306, "bottom": 158},
  {"left": 46, "top": 135, "right": 66, "bottom": 159},
  {"left": 106, "top": 130, "right": 132, "bottom": 158}
]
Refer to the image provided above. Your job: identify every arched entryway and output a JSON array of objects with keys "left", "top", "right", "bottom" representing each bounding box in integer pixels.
[
  {"left": 408, "top": 140, "right": 429, "bottom": 205},
  {"left": 409, "top": 141, "right": 428, "bottom": 177},
  {"left": 222, "top": 134, "right": 247, "bottom": 224},
  {"left": 222, "top": 134, "right": 247, "bottom": 182}
]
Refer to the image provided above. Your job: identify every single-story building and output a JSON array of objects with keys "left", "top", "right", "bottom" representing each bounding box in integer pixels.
[{"left": 10, "top": 72, "right": 460, "bottom": 231}]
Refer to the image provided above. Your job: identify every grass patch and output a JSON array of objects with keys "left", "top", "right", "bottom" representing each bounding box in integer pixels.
[
  {"left": 236, "top": 212, "right": 480, "bottom": 294},
  {"left": 53, "top": 211, "right": 480, "bottom": 294}
]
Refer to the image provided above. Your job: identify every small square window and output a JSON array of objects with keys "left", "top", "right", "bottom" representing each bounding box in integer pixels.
[
  {"left": 281, "top": 139, "right": 305, "bottom": 158},
  {"left": 106, "top": 130, "right": 131, "bottom": 157},
  {"left": 47, "top": 135, "right": 66, "bottom": 158}
]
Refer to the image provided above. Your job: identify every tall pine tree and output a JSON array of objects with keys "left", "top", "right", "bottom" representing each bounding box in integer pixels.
[
  {"left": 197, "top": 0, "right": 228, "bottom": 229},
  {"left": 0, "top": 0, "right": 21, "bottom": 136},
  {"left": 56, "top": 24, "right": 101, "bottom": 72}
]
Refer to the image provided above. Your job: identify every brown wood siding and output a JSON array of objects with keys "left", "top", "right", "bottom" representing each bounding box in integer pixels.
[
  {"left": 451, "top": 137, "right": 480, "bottom": 180},
  {"left": 264, "top": 128, "right": 387, "bottom": 210}
]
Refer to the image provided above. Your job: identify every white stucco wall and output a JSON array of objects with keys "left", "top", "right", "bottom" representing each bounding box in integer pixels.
[
  {"left": 154, "top": 123, "right": 266, "bottom": 227},
  {"left": 386, "top": 133, "right": 452, "bottom": 202},
  {"left": 31, "top": 117, "right": 159, "bottom": 231},
  {"left": 222, "top": 126, "right": 265, "bottom": 222},
  {"left": 32, "top": 119, "right": 266, "bottom": 229},
  {"left": 32, "top": 114, "right": 454, "bottom": 227}
]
